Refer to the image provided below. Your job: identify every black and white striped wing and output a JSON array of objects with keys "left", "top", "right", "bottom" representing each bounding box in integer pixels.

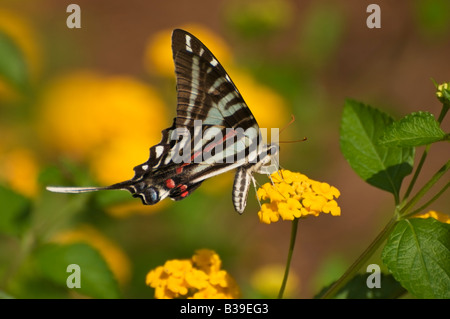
[
  {"left": 47, "top": 29, "right": 270, "bottom": 214},
  {"left": 172, "top": 29, "right": 258, "bottom": 131},
  {"left": 127, "top": 29, "right": 264, "bottom": 204}
]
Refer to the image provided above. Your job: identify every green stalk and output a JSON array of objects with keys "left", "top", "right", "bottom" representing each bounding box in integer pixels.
[
  {"left": 404, "top": 145, "right": 430, "bottom": 200},
  {"left": 405, "top": 102, "right": 448, "bottom": 200},
  {"left": 404, "top": 181, "right": 450, "bottom": 219},
  {"left": 320, "top": 215, "right": 398, "bottom": 299},
  {"left": 278, "top": 218, "right": 299, "bottom": 299},
  {"left": 400, "top": 160, "right": 450, "bottom": 217}
]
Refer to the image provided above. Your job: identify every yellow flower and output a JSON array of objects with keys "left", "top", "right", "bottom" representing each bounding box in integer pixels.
[
  {"left": 192, "top": 249, "right": 222, "bottom": 274},
  {"left": 52, "top": 225, "right": 131, "bottom": 286},
  {"left": 257, "top": 169, "right": 341, "bottom": 224},
  {"left": 414, "top": 210, "right": 450, "bottom": 224},
  {"left": 0, "top": 148, "right": 39, "bottom": 198},
  {"left": 38, "top": 71, "right": 169, "bottom": 185},
  {"left": 146, "top": 249, "right": 240, "bottom": 299},
  {"left": 257, "top": 202, "right": 280, "bottom": 224},
  {"left": 0, "top": 9, "right": 42, "bottom": 100}
]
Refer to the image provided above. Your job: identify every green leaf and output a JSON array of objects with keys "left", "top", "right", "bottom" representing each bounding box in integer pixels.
[
  {"left": 35, "top": 243, "right": 120, "bottom": 299},
  {"left": 316, "top": 273, "right": 406, "bottom": 299},
  {"left": 382, "top": 218, "right": 450, "bottom": 298},
  {"left": 340, "top": 99, "right": 414, "bottom": 199},
  {"left": 379, "top": 111, "right": 446, "bottom": 147},
  {"left": 0, "top": 30, "right": 30, "bottom": 92},
  {"left": 0, "top": 185, "right": 31, "bottom": 236}
]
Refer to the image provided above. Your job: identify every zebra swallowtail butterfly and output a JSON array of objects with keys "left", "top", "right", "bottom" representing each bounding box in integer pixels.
[{"left": 47, "top": 29, "right": 279, "bottom": 214}]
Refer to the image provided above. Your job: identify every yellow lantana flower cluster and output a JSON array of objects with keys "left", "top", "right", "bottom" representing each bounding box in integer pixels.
[
  {"left": 257, "top": 169, "right": 341, "bottom": 224},
  {"left": 146, "top": 249, "right": 240, "bottom": 299}
]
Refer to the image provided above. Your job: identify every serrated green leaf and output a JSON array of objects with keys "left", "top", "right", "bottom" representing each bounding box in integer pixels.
[
  {"left": 35, "top": 243, "right": 120, "bottom": 299},
  {"left": 0, "top": 185, "right": 31, "bottom": 236},
  {"left": 340, "top": 99, "right": 414, "bottom": 198},
  {"left": 379, "top": 111, "right": 446, "bottom": 147},
  {"left": 0, "top": 30, "right": 30, "bottom": 92},
  {"left": 382, "top": 218, "right": 450, "bottom": 298}
]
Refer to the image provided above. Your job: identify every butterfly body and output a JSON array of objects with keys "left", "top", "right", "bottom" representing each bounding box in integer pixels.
[{"left": 47, "top": 29, "right": 279, "bottom": 214}]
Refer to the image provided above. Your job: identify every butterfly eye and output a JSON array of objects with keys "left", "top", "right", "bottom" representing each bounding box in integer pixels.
[
  {"left": 140, "top": 187, "right": 159, "bottom": 204},
  {"left": 144, "top": 187, "right": 159, "bottom": 204}
]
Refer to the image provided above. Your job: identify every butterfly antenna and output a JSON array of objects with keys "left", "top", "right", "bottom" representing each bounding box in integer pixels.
[
  {"left": 279, "top": 137, "right": 307, "bottom": 143},
  {"left": 279, "top": 114, "right": 296, "bottom": 135},
  {"left": 278, "top": 114, "right": 307, "bottom": 144}
]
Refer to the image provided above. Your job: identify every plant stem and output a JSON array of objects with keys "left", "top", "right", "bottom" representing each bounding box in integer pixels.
[
  {"left": 405, "top": 101, "right": 449, "bottom": 200},
  {"left": 400, "top": 160, "right": 450, "bottom": 217},
  {"left": 404, "top": 145, "right": 430, "bottom": 200},
  {"left": 320, "top": 215, "right": 398, "bottom": 299},
  {"left": 404, "top": 181, "right": 450, "bottom": 219},
  {"left": 278, "top": 218, "right": 299, "bottom": 299}
]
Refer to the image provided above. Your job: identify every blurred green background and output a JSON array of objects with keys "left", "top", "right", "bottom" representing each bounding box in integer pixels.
[{"left": 0, "top": 0, "right": 449, "bottom": 298}]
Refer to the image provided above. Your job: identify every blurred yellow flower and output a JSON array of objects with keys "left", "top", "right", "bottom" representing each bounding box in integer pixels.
[
  {"left": 251, "top": 264, "right": 300, "bottom": 298},
  {"left": 0, "top": 9, "right": 41, "bottom": 99},
  {"left": 146, "top": 249, "right": 240, "bottom": 299},
  {"left": 52, "top": 225, "right": 131, "bottom": 286},
  {"left": 0, "top": 147, "right": 39, "bottom": 198},
  {"left": 38, "top": 71, "right": 169, "bottom": 185},
  {"left": 414, "top": 210, "right": 450, "bottom": 224},
  {"left": 144, "top": 24, "right": 232, "bottom": 78},
  {"left": 257, "top": 169, "right": 341, "bottom": 224}
]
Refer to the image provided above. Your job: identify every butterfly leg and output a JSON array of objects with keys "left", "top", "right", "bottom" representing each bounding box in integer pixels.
[{"left": 250, "top": 175, "right": 263, "bottom": 210}]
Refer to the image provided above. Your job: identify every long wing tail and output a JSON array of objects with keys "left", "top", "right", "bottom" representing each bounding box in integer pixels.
[
  {"left": 46, "top": 179, "right": 135, "bottom": 194},
  {"left": 46, "top": 186, "right": 111, "bottom": 193}
]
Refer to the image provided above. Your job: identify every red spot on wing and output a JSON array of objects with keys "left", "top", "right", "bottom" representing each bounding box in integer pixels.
[
  {"left": 165, "top": 179, "right": 176, "bottom": 189},
  {"left": 181, "top": 191, "right": 189, "bottom": 198},
  {"left": 176, "top": 162, "right": 190, "bottom": 174},
  {"left": 179, "top": 184, "right": 187, "bottom": 191}
]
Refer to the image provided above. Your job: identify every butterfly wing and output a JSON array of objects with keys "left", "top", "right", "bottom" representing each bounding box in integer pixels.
[
  {"left": 128, "top": 29, "right": 265, "bottom": 204},
  {"left": 172, "top": 29, "right": 259, "bottom": 130},
  {"left": 47, "top": 29, "right": 270, "bottom": 213}
]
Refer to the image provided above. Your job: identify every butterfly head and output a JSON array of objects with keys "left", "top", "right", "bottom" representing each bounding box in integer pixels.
[{"left": 252, "top": 143, "right": 279, "bottom": 175}]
